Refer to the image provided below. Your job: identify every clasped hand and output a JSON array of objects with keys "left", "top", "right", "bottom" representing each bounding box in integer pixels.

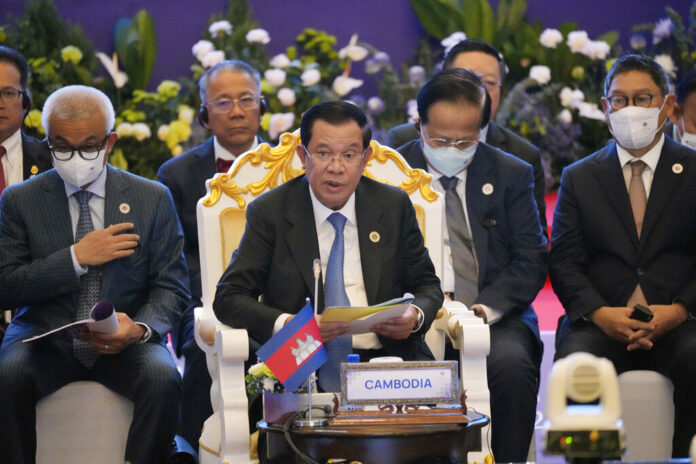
[
  {"left": 74, "top": 223, "right": 139, "bottom": 266},
  {"left": 590, "top": 303, "right": 688, "bottom": 351}
]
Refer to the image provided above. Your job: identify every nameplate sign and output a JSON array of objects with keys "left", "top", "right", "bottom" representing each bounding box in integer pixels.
[{"left": 340, "top": 361, "right": 458, "bottom": 405}]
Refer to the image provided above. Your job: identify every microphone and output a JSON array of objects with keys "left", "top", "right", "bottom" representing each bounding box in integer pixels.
[{"left": 313, "top": 258, "right": 321, "bottom": 316}]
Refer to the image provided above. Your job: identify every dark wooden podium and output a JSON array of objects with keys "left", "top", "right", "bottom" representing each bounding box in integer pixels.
[{"left": 258, "top": 411, "right": 489, "bottom": 464}]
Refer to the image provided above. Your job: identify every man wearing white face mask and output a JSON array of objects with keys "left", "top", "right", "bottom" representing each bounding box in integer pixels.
[
  {"left": 398, "top": 69, "right": 548, "bottom": 462},
  {"left": 550, "top": 54, "right": 696, "bottom": 457},
  {"left": 0, "top": 85, "right": 190, "bottom": 463},
  {"left": 670, "top": 69, "right": 696, "bottom": 150}
]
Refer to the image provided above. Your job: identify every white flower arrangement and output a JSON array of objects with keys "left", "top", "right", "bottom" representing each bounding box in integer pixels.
[
  {"left": 338, "top": 34, "right": 369, "bottom": 62},
  {"left": 300, "top": 68, "right": 321, "bottom": 87},
  {"left": 540, "top": 28, "right": 563, "bottom": 48},
  {"left": 441, "top": 31, "right": 467, "bottom": 54},
  {"left": 264, "top": 68, "right": 287, "bottom": 87},
  {"left": 246, "top": 28, "right": 271, "bottom": 44},
  {"left": 268, "top": 113, "right": 295, "bottom": 139},
  {"left": 566, "top": 30, "right": 590, "bottom": 54},
  {"left": 270, "top": 53, "right": 291, "bottom": 68},
  {"left": 277, "top": 87, "right": 296, "bottom": 107},
  {"left": 208, "top": 20, "right": 232, "bottom": 37},
  {"left": 332, "top": 75, "right": 363, "bottom": 97},
  {"left": 191, "top": 40, "right": 214, "bottom": 61},
  {"left": 654, "top": 54, "right": 677, "bottom": 78},
  {"left": 529, "top": 65, "right": 551, "bottom": 85},
  {"left": 201, "top": 50, "right": 225, "bottom": 68}
]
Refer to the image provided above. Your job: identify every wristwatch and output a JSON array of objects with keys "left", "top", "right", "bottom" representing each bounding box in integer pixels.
[{"left": 137, "top": 325, "right": 151, "bottom": 344}]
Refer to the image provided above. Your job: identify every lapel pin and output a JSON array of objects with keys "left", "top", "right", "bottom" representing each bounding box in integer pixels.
[
  {"left": 673, "top": 163, "right": 684, "bottom": 174},
  {"left": 30, "top": 165, "right": 39, "bottom": 175},
  {"left": 482, "top": 183, "right": 494, "bottom": 195},
  {"left": 119, "top": 203, "right": 131, "bottom": 214},
  {"left": 369, "top": 231, "right": 380, "bottom": 243}
]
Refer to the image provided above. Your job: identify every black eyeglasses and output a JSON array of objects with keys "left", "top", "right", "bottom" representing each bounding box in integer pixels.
[
  {"left": 302, "top": 145, "right": 366, "bottom": 164},
  {"left": 606, "top": 94, "right": 662, "bottom": 111},
  {"left": 44, "top": 135, "right": 110, "bottom": 161},
  {"left": 0, "top": 87, "right": 25, "bottom": 103}
]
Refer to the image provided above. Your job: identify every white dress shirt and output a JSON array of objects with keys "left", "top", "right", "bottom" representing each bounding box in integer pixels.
[
  {"left": 214, "top": 136, "right": 259, "bottom": 162},
  {"left": 616, "top": 134, "right": 664, "bottom": 198},
  {"left": 1, "top": 129, "right": 24, "bottom": 187}
]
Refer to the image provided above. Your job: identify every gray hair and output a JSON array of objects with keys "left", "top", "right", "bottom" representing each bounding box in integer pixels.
[
  {"left": 198, "top": 60, "right": 261, "bottom": 103},
  {"left": 42, "top": 85, "right": 115, "bottom": 134}
]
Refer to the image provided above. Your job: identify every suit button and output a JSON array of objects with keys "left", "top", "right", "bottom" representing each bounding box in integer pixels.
[{"left": 636, "top": 268, "right": 644, "bottom": 276}]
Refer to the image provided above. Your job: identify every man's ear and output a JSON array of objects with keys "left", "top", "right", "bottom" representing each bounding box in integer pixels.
[
  {"left": 670, "top": 102, "right": 682, "bottom": 125},
  {"left": 296, "top": 144, "right": 307, "bottom": 168}
]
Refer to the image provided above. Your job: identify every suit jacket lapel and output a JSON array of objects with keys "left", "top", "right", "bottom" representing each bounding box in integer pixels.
[
  {"left": 355, "top": 179, "right": 385, "bottom": 306},
  {"left": 465, "top": 145, "right": 495, "bottom": 287},
  {"left": 41, "top": 171, "right": 74, "bottom": 248},
  {"left": 104, "top": 166, "right": 131, "bottom": 229},
  {"left": 194, "top": 138, "right": 217, "bottom": 195},
  {"left": 641, "top": 138, "right": 686, "bottom": 242},
  {"left": 592, "top": 143, "right": 639, "bottom": 245},
  {"left": 284, "top": 177, "right": 324, "bottom": 309}
]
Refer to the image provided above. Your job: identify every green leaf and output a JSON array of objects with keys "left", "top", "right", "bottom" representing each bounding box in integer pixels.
[
  {"left": 597, "top": 30, "right": 619, "bottom": 47},
  {"left": 115, "top": 10, "right": 157, "bottom": 90},
  {"left": 460, "top": 0, "right": 481, "bottom": 38},
  {"left": 409, "top": 0, "right": 459, "bottom": 38},
  {"left": 478, "top": 0, "right": 496, "bottom": 44}
]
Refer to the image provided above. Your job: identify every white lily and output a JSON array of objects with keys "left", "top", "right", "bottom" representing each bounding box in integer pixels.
[
  {"left": 339, "top": 34, "right": 369, "bottom": 62},
  {"left": 96, "top": 52, "right": 128, "bottom": 89}
]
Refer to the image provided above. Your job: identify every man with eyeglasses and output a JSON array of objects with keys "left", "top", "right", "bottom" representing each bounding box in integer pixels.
[
  {"left": 157, "top": 59, "right": 265, "bottom": 447},
  {"left": 0, "top": 85, "right": 190, "bottom": 464},
  {"left": 0, "top": 46, "right": 52, "bottom": 199},
  {"left": 397, "top": 69, "right": 548, "bottom": 462},
  {"left": 386, "top": 38, "right": 546, "bottom": 231},
  {"left": 214, "top": 101, "right": 443, "bottom": 390},
  {"left": 550, "top": 54, "right": 696, "bottom": 457}
]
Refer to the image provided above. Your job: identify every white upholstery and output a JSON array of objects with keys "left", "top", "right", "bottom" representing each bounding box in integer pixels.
[
  {"left": 618, "top": 370, "right": 674, "bottom": 460},
  {"left": 195, "top": 131, "right": 491, "bottom": 463},
  {"left": 35, "top": 380, "right": 133, "bottom": 464}
]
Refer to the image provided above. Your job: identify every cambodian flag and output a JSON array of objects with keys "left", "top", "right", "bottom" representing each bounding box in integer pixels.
[{"left": 256, "top": 301, "right": 327, "bottom": 392}]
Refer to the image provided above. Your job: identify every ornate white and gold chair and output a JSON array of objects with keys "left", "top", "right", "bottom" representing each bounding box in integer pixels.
[{"left": 194, "top": 130, "right": 491, "bottom": 463}]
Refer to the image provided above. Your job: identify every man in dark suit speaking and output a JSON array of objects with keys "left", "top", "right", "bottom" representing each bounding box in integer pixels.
[
  {"left": 397, "top": 69, "right": 548, "bottom": 462},
  {"left": 550, "top": 54, "right": 696, "bottom": 457},
  {"left": 0, "top": 85, "right": 190, "bottom": 464},
  {"left": 386, "top": 39, "right": 547, "bottom": 231},
  {"left": 213, "top": 101, "right": 443, "bottom": 392}
]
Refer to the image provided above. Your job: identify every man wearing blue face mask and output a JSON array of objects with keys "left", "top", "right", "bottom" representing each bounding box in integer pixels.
[
  {"left": 397, "top": 69, "right": 548, "bottom": 462},
  {"left": 670, "top": 69, "right": 696, "bottom": 150},
  {"left": 550, "top": 54, "right": 696, "bottom": 457}
]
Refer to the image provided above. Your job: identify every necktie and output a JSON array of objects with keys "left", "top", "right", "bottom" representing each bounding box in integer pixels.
[
  {"left": 216, "top": 158, "right": 233, "bottom": 173},
  {"left": 73, "top": 190, "right": 101, "bottom": 368},
  {"left": 440, "top": 176, "right": 478, "bottom": 307},
  {"left": 627, "top": 160, "right": 649, "bottom": 306},
  {"left": 318, "top": 212, "right": 352, "bottom": 392},
  {"left": 0, "top": 146, "right": 7, "bottom": 196}
]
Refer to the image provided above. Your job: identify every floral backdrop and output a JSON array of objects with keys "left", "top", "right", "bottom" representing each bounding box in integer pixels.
[{"left": 1, "top": 0, "right": 693, "bottom": 187}]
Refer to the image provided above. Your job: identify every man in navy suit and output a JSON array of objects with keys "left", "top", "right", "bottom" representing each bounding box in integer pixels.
[
  {"left": 397, "top": 69, "right": 548, "bottom": 462},
  {"left": 386, "top": 39, "right": 547, "bottom": 231},
  {"left": 550, "top": 54, "right": 696, "bottom": 457},
  {"left": 0, "top": 85, "right": 190, "bottom": 464},
  {"left": 0, "top": 46, "right": 53, "bottom": 341},
  {"left": 157, "top": 59, "right": 265, "bottom": 447}
]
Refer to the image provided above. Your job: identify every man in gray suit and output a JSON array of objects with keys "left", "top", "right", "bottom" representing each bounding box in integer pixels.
[
  {"left": 386, "top": 39, "right": 547, "bottom": 230},
  {"left": 0, "top": 85, "right": 190, "bottom": 464}
]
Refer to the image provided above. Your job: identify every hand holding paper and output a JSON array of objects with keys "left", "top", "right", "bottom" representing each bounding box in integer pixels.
[
  {"left": 23, "top": 300, "right": 120, "bottom": 342},
  {"left": 320, "top": 294, "right": 415, "bottom": 335}
]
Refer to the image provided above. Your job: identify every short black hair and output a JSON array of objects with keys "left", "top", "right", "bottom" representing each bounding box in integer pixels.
[
  {"left": 0, "top": 45, "right": 30, "bottom": 90},
  {"left": 417, "top": 68, "right": 490, "bottom": 128},
  {"left": 300, "top": 101, "right": 371, "bottom": 149},
  {"left": 676, "top": 69, "right": 696, "bottom": 104},
  {"left": 442, "top": 38, "right": 507, "bottom": 81},
  {"left": 604, "top": 54, "right": 670, "bottom": 97}
]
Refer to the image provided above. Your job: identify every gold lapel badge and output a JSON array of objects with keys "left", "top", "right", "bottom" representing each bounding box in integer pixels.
[
  {"left": 482, "top": 183, "right": 494, "bottom": 195},
  {"left": 30, "top": 165, "right": 39, "bottom": 175},
  {"left": 369, "top": 231, "right": 380, "bottom": 243},
  {"left": 119, "top": 203, "right": 131, "bottom": 214},
  {"left": 672, "top": 163, "right": 684, "bottom": 174}
]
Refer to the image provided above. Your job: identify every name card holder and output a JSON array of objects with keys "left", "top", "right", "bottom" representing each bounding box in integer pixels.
[{"left": 333, "top": 361, "right": 469, "bottom": 426}]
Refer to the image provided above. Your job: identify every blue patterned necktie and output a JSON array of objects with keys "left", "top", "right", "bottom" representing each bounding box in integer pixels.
[
  {"left": 73, "top": 190, "right": 101, "bottom": 368},
  {"left": 317, "top": 212, "right": 352, "bottom": 392}
]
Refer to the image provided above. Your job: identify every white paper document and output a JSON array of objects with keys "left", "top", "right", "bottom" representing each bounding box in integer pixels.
[
  {"left": 23, "top": 301, "right": 120, "bottom": 342},
  {"left": 321, "top": 294, "right": 415, "bottom": 335}
]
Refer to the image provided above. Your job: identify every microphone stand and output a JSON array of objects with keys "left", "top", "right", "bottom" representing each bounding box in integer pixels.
[{"left": 296, "top": 258, "right": 328, "bottom": 427}]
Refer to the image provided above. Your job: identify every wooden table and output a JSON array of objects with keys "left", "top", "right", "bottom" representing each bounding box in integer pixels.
[{"left": 257, "top": 411, "right": 489, "bottom": 464}]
